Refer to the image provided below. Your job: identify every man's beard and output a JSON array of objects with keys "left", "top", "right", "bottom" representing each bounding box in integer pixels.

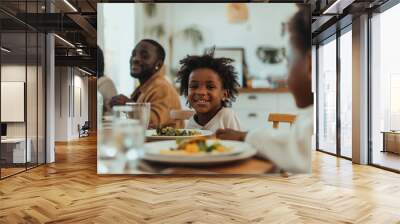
[{"left": 131, "top": 66, "right": 155, "bottom": 80}]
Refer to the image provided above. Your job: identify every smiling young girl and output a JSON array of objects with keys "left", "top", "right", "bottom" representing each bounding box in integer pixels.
[{"left": 177, "top": 50, "right": 242, "bottom": 132}]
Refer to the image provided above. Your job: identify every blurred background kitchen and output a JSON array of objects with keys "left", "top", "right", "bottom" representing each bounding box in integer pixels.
[{"left": 98, "top": 3, "right": 301, "bottom": 131}]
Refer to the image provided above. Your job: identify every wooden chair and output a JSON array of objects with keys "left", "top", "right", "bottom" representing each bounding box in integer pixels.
[
  {"left": 168, "top": 110, "right": 195, "bottom": 128},
  {"left": 267, "top": 113, "right": 297, "bottom": 129},
  {"left": 267, "top": 113, "right": 297, "bottom": 177}
]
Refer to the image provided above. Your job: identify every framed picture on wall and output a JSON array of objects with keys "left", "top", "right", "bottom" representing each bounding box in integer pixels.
[
  {"left": 212, "top": 48, "right": 246, "bottom": 87},
  {"left": 1, "top": 81, "right": 25, "bottom": 122}
]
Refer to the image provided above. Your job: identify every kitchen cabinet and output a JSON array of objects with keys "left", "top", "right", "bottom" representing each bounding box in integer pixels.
[{"left": 232, "top": 89, "right": 298, "bottom": 131}]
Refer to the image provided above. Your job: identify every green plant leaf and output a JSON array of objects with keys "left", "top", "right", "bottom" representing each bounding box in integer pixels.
[
  {"left": 182, "top": 26, "right": 203, "bottom": 47},
  {"left": 146, "top": 24, "right": 165, "bottom": 39},
  {"left": 144, "top": 3, "right": 157, "bottom": 17}
]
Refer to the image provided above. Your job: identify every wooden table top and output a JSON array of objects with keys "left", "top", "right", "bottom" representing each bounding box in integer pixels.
[{"left": 136, "top": 157, "right": 276, "bottom": 174}]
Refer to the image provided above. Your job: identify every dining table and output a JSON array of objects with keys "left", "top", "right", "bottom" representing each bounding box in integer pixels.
[
  {"left": 99, "top": 120, "right": 278, "bottom": 175},
  {"left": 136, "top": 157, "right": 276, "bottom": 174},
  {"left": 128, "top": 137, "right": 277, "bottom": 175}
]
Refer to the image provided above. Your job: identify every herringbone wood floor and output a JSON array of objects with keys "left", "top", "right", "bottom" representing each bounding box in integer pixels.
[{"left": 1, "top": 135, "right": 400, "bottom": 224}]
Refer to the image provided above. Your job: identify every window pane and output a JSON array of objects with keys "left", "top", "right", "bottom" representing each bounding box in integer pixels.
[
  {"left": 317, "top": 37, "right": 337, "bottom": 154},
  {"left": 340, "top": 30, "right": 352, "bottom": 158},
  {"left": 371, "top": 3, "right": 400, "bottom": 171}
]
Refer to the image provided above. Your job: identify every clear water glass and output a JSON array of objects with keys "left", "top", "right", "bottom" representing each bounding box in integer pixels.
[
  {"left": 125, "top": 102, "right": 151, "bottom": 130},
  {"left": 98, "top": 126, "right": 126, "bottom": 174},
  {"left": 112, "top": 118, "right": 145, "bottom": 171},
  {"left": 112, "top": 105, "right": 133, "bottom": 120},
  {"left": 98, "top": 105, "right": 147, "bottom": 173}
]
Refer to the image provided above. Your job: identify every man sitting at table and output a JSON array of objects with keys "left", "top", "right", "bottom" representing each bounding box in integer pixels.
[
  {"left": 110, "top": 39, "right": 184, "bottom": 128},
  {"left": 216, "top": 5, "right": 312, "bottom": 173}
]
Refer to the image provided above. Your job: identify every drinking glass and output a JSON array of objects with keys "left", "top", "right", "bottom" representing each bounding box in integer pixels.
[
  {"left": 98, "top": 106, "right": 146, "bottom": 173},
  {"left": 98, "top": 126, "right": 126, "bottom": 174},
  {"left": 126, "top": 102, "right": 151, "bottom": 130},
  {"left": 112, "top": 118, "right": 145, "bottom": 170},
  {"left": 112, "top": 105, "right": 133, "bottom": 120}
]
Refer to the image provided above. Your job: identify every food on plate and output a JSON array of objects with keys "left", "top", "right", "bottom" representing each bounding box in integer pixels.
[
  {"left": 154, "top": 127, "right": 201, "bottom": 136},
  {"left": 160, "top": 137, "right": 231, "bottom": 155}
]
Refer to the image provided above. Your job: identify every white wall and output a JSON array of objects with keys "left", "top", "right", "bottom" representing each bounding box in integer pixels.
[
  {"left": 97, "top": 3, "right": 136, "bottom": 96},
  {"left": 55, "top": 67, "right": 68, "bottom": 141},
  {"left": 140, "top": 3, "right": 296, "bottom": 79},
  {"left": 73, "top": 74, "right": 89, "bottom": 137},
  {"left": 55, "top": 67, "right": 89, "bottom": 141},
  {"left": 100, "top": 3, "right": 297, "bottom": 94}
]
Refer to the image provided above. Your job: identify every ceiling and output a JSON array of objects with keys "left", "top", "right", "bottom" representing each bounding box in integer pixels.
[
  {"left": 1, "top": 0, "right": 99, "bottom": 73},
  {"left": 310, "top": 0, "right": 389, "bottom": 43},
  {"left": 0, "top": 0, "right": 392, "bottom": 73}
]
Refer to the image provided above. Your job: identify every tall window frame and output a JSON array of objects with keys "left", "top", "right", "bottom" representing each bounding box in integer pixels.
[{"left": 315, "top": 24, "right": 353, "bottom": 160}]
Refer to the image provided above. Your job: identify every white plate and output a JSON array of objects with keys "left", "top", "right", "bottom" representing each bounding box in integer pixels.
[
  {"left": 142, "top": 140, "right": 257, "bottom": 165},
  {"left": 146, "top": 129, "right": 213, "bottom": 141}
]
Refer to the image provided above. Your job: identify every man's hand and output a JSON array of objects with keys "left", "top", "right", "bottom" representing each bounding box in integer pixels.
[
  {"left": 215, "top": 128, "right": 247, "bottom": 141},
  {"left": 110, "top": 94, "right": 129, "bottom": 107}
]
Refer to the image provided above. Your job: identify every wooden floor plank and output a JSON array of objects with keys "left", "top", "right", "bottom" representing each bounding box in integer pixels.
[{"left": 0, "top": 135, "right": 399, "bottom": 223}]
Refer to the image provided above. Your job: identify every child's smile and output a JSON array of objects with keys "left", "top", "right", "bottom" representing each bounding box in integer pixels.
[
  {"left": 188, "top": 68, "right": 227, "bottom": 115},
  {"left": 192, "top": 95, "right": 211, "bottom": 108},
  {"left": 177, "top": 52, "right": 240, "bottom": 128}
]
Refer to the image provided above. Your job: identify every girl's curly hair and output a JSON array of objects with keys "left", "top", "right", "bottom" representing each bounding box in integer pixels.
[{"left": 176, "top": 48, "right": 240, "bottom": 107}]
